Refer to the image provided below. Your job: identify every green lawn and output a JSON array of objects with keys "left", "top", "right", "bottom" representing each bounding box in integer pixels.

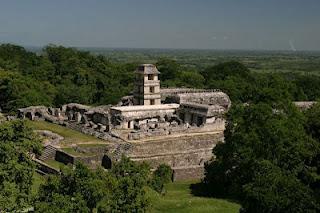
[
  {"left": 31, "top": 173, "right": 240, "bottom": 212},
  {"left": 44, "top": 159, "right": 66, "bottom": 169},
  {"left": 26, "top": 120, "right": 106, "bottom": 145},
  {"left": 31, "top": 172, "right": 45, "bottom": 195},
  {"left": 148, "top": 181, "right": 240, "bottom": 213}
]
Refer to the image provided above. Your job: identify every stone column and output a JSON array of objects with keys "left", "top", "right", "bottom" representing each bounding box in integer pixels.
[
  {"left": 75, "top": 112, "right": 82, "bottom": 123},
  {"left": 184, "top": 112, "right": 192, "bottom": 124},
  {"left": 129, "top": 120, "right": 134, "bottom": 129}
]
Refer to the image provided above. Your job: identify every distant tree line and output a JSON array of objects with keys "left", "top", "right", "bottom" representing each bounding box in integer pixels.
[
  {"left": 0, "top": 44, "right": 136, "bottom": 112},
  {"left": 157, "top": 59, "right": 320, "bottom": 104},
  {"left": 1, "top": 44, "right": 320, "bottom": 113}
]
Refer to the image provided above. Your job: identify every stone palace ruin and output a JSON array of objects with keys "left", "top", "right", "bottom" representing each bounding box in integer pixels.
[{"left": 19, "top": 64, "right": 231, "bottom": 180}]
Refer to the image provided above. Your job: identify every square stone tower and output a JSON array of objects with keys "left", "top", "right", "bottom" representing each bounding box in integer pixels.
[{"left": 133, "top": 64, "right": 161, "bottom": 105}]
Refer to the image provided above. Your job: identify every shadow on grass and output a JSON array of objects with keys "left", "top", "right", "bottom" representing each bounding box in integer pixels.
[
  {"left": 190, "top": 182, "right": 240, "bottom": 204},
  {"left": 190, "top": 182, "right": 211, "bottom": 197}
]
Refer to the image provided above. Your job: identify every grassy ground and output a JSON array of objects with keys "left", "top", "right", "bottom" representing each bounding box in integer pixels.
[
  {"left": 148, "top": 181, "right": 240, "bottom": 213},
  {"left": 44, "top": 159, "right": 66, "bottom": 169},
  {"left": 31, "top": 173, "right": 240, "bottom": 212},
  {"left": 31, "top": 172, "right": 45, "bottom": 195},
  {"left": 26, "top": 120, "right": 106, "bottom": 145},
  {"left": 61, "top": 144, "right": 108, "bottom": 156}
]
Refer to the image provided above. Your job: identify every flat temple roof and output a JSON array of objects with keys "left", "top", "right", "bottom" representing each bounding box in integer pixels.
[{"left": 111, "top": 104, "right": 179, "bottom": 112}]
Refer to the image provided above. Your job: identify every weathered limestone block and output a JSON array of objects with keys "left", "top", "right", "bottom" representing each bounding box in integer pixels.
[
  {"left": 147, "top": 122, "right": 156, "bottom": 129},
  {"left": 170, "top": 121, "right": 178, "bottom": 127},
  {"left": 138, "top": 119, "right": 148, "bottom": 125},
  {"left": 139, "top": 123, "right": 148, "bottom": 131},
  {"left": 149, "top": 118, "right": 158, "bottom": 122},
  {"left": 128, "top": 133, "right": 141, "bottom": 140},
  {"left": 98, "top": 123, "right": 107, "bottom": 132},
  {"left": 89, "top": 121, "right": 98, "bottom": 129},
  {"left": 146, "top": 129, "right": 167, "bottom": 137},
  {"left": 156, "top": 122, "right": 170, "bottom": 129},
  {"left": 168, "top": 125, "right": 188, "bottom": 134}
]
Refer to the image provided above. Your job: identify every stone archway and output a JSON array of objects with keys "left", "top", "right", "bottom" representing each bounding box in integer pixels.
[
  {"left": 101, "top": 155, "right": 112, "bottom": 169},
  {"left": 35, "top": 112, "right": 42, "bottom": 119},
  {"left": 26, "top": 112, "right": 34, "bottom": 120}
]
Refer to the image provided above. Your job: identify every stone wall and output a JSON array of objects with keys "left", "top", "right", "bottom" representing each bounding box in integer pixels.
[
  {"left": 52, "top": 132, "right": 222, "bottom": 180},
  {"left": 167, "top": 92, "right": 231, "bottom": 108},
  {"left": 34, "top": 159, "right": 60, "bottom": 175},
  {"left": 127, "top": 132, "right": 223, "bottom": 180},
  {"left": 55, "top": 150, "right": 74, "bottom": 165},
  {"left": 55, "top": 149, "right": 106, "bottom": 169},
  {"left": 172, "top": 166, "right": 205, "bottom": 181},
  {"left": 160, "top": 88, "right": 218, "bottom": 102},
  {"left": 76, "top": 154, "right": 105, "bottom": 169}
]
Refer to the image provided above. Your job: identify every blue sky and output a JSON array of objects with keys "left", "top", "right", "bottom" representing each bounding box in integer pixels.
[{"left": 0, "top": 0, "right": 319, "bottom": 50}]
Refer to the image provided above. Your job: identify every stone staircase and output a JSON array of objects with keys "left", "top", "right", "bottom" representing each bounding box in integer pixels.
[{"left": 38, "top": 145, "right": 58, "bottom": 161}]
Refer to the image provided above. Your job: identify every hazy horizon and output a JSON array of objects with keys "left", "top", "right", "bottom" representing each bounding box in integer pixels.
[{"left": 1, "top": 0, "right": 320, "bottom": 51}]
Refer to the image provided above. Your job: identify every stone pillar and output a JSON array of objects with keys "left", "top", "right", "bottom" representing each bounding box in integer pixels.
[
  {"left": 121, "top": 120, "right": 128, "bottom": 129},
  {"left": 192, "top": 114, "right": 198, "bottom": 125},
  {"left": 54, "top": 109, "right": 61, "bottom": 117},
  {"left": 75, "top": 112, "right": 82, "bottom": 123},
  {"left": 155, "top": 99, "right": 161, "bottom": 105},
  {"left": 129, "top": 120, "right": 134, "bottom": 129},
  {"left": 67, "top": 111, "right": 71, "bottom": 120},
  {"left": 184, "top": 112, "right": 192, "bottom": 124},
  {"left": 61, "top": 105, "right": 67, "bottom": 112}
]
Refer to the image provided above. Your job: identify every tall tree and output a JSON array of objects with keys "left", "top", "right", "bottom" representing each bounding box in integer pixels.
[
  {"left": 0, "top": 120, "right": 42, "bottom": 211},
  {"left": 204, "top": 103, "right": 320, "bottom": 212}
]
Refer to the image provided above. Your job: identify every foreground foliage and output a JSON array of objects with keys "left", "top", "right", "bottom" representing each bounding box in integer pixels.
[
  {"left": 35, "top": 157, "right": 151, "bottom": 212},
  {"left": 204, "top": 102, "right": 320, "bottom": 212},
  {"left": 0, "top": 120, "right": 42, "bottom": 211},
  {"left": 0, "top": 120, "right": 173, "bottom": 212},
  {"left": 150, "top": 164, "right": 173, "bottom": 194}
]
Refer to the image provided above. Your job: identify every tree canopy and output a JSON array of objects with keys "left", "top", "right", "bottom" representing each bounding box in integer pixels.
[
  {"left": 1, "top": 44, "right": 320, "bottom": 113},
  {"left": 35, "top": 157, "right": 154, "bottom": 212},
  {"left": 0, "top": 44, "right": 135, "bottom": 112},
  {"left": 0, "top": 120, "right": 42, "bottom": 211},
  {"left": 203, "top": 102, "right": 320, "bottom": 212}
]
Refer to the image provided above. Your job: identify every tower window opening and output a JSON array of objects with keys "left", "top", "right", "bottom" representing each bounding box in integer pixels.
[
  {"left": 150, "top": 86, "right": 155, "bottom": 93},
  {"left": 148, "top": 74, "right": 154, "bottom": 80},
  {"left": 150, "top": 99, "right": 155, "bottom": 105}
]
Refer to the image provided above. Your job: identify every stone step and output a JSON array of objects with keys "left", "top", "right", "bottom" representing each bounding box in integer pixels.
[{"left": 38, "top": 145, "right": 57, "bottom": 161}]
